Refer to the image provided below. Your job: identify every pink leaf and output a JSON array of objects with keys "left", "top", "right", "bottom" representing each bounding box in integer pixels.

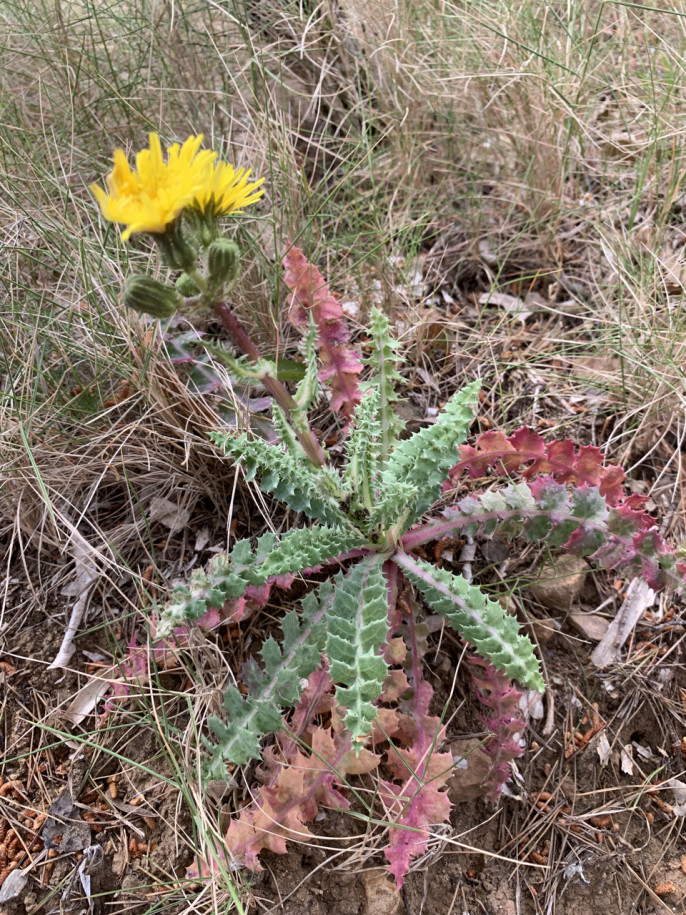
[
  {"left": 224, "top": 725, "right": 378, "bottom": 871},
  {"left": 450, "top": 427, "right": 626, "bottom": 505},
  {"left": 380, "top": 659, "right": 453, "bottom": 887},
  {"left": 467, "top": 654, "right": 525, "bottom": 803},
  {"left": 381, "top": 785, "right": 452, "bottom": 886},
  {"left": 283, "top": 246, "right": 363, "bottom": 418}
]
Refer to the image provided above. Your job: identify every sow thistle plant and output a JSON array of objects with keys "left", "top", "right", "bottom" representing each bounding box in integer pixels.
[{"left": 93, "top": 134, "right": 686, "bottom": 886}]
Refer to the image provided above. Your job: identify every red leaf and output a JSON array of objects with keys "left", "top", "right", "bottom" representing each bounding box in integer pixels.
[
  {"left": 380, "top": 678, "right": 453, "bottom": 887},
  {"left": 451, "top": 427, "right": 626, "bottom": 505},
  {"left": 223, "top": 671, "right": 379, "bottom": 872},
  {"left": 283, "top": 246, "right": 362, "bottom": 418},
  {"left": 467, "top": 655, "right": 525, "bottom": 803},
  {"left": 225, "top": 724, "right": 378, "bottom": 870}
]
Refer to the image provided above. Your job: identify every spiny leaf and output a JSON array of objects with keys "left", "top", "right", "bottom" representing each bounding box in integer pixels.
[
  {"left": 256, "top": 526, "right": 368, "bottom": 580},
  {"left": 326, "top": 556, "right": 390, "bottom": 742},
  {"left": 157, "top": 526, "right": 366, "bottom": 639},
  {"left": 364, "top": 306, "right": 404, "bottom": 464},
  {"left": 379, "top": 616, "right": 452, "bottom": 888},
  {"left": 223, "top": 668, "right": 379, "bottom": 870},
  {"left": 211, "top": 429, "right": 348, "bottom": 524},
  {"left": 205, "top": 688, "right": 283, "bottom": 776},
  {"left": 292, "top": 314, "right": 321, "bottom": 411},
  {"left": 381, "top": 380, "right": 480, "bottom": 523},
  {"left": 344, "top": 388, "right": 383, "bottom": 512},
  {"left": 283, "top": 245, "right": 363, "bottom": 418},
  {"left": 450, "top": 426, "right": 625, "bottom": 505},
  {"left": 224, "top": 724, "right": 378, "bottom": 869},
  {"left": 204, "top": 583, "right": 334, "bottom": 771},
  {"left": 393, "top": 552, "right": 544, "bottom": 691},
  {"left": 467, "top": 655, "right": 525, "bottom": 804},
  {"left": 369, "top": 479, "right": 420, "bottom": 530},
  {"left": 402, "top": 478, "right": 686, "bottom": 593},
  {"left": 271, "top": 403, "right": 304, "bottom": 458}
]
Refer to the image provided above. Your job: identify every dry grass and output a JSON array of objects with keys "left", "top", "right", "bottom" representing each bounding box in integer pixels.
[{"left": 2, "top": 0, "right": 686, "bottom": 912}]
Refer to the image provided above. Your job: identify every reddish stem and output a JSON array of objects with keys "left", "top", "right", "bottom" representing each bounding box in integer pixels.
[{"left": 212, "top": 301, "right": 327, "bottom": 467}]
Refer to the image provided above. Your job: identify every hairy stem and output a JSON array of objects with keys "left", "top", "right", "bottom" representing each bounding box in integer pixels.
[{"left": 211, "top": 301, "right": 327, "bottom": 467}]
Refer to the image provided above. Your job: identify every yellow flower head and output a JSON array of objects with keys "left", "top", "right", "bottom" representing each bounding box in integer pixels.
[
  {"left": 91, "top": 133, "right": 264, "bottom": 240},
  {"left": 193, "top": 161, "right": 265, "bottom": 220},
  {"left": 91, "top": 133, "right": 216, "bottom": 240}
]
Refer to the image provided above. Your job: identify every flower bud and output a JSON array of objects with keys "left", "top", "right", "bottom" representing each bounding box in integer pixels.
[
  {"left": 153, "top": 217, "right": 198, "bottom": 272},
  {"left": 123, "top": 275, "right": 182, "bottom": 319},
  {"left": 176, "top": 272, "right": 201, "bottom": 297},
  {"left": 207, "top": 238, "right": 240, "bottom": 287}
]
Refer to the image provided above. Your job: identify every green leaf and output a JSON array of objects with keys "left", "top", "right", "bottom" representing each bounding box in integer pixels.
[
  {"left": 344, "top": 388, "right": 383, "bottom": 512},
  {"left": 382, "top": 380, "right": 480, "bottom": 524},
  {"left": 257, "top": 526, "right": 368, "bottom": 579},
  {"left": 156, "top": 527, "right": 366, "bottom": 638},
  {"left": 364, "top": 307, "right": 404, "bottom": 465},
  {"left": 394, "top": 552, "right": 543, "bottom": 691},
  {"left": 211, "top": 430, "right": 348, "bottom": 525},
  {"left": 274, "top": 357, "right": 307, "bottom": 382},
  {"left": 292, "top": 316, "right": 321, "bottom": 410},
  {"left": 326, "top": 555, "right": 390, "bottom": 743},
  {"left": 204, "top": 582, "right": 334, "bottom": 771}
]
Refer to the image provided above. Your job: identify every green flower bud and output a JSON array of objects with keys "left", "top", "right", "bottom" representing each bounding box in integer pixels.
[
  {"left": 153, "top": 217, "right": 198, "bottom": 272},
  {"left": 207, "top": 238, "right": 240, "bottom": 288},
  {"left": 123, "top": 275, "right": 182, "bottom": 319},
  {"left": 183, "top": 207, "right": 217, "bottom": 247},
  {"left": 176, "top": 272, "right": 201, "bottom": 297}
]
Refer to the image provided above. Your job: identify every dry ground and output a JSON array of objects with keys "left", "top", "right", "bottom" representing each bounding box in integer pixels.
[{"left": 2, "top": 1, "right": 686, "bottom": 913}]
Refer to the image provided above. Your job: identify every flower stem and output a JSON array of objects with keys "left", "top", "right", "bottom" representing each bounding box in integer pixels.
[
  {"left": 212, "top": 301, "right": 327, "bottom": 467},
  {"left": 187, "top": 268, "right": 208, "bottom": 293}
]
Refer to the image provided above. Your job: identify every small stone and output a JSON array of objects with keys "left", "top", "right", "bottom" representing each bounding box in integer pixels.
[
  {"left": 530, "top": 617, "right": 558, "bottom": 644},
  {"left": 448, "top": 739, "right": 493, "bottom": 802},
  {"left": 528, "top": 555, "right": 588, "bottom": 611},
  {"left": 360, "top": 872, "right": 401, "bottom": 915},
  {"left": 569, "top": 611, "right": 610, "bottom": 641}
]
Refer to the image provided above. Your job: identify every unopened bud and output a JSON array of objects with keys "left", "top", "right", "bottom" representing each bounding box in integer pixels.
[
  {"left": 176, "top": 273, "right": 201, "bottom": 297},
  {"left": 123, "top": 275, "right": 181, "bottom": 319},
  {"left": 207, "top": 238, "right": 240, "bottom": 287},
  {"left": 153, "top": 217, "right": 197, "bottom": 271}
]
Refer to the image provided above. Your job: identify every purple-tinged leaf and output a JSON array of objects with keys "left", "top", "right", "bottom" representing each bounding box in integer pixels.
[
  {"left": 283, "top": 246, "right": 363, "bottom": 418},
  {"left": 379, "top": 609, "right": 453, "bottom": 887},
  {"left": 403, "top": 479, "right": 686, "bottom": 596},
  {"left": 450, "top": 427, "right": 626, "bottom": 505},
  {"left": 467, "top": 655, "right": 525, "bottom": 803}
]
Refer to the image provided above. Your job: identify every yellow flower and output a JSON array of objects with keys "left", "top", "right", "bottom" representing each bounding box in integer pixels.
[
  {"left": 91, "top": 133, "right": 213, "bottom": 240},
  {"left": 91, "top": 133, "right": 264, "bottom": 240},
  {"left": 194, "top": 161, "right": 265, "bottom": 219}
]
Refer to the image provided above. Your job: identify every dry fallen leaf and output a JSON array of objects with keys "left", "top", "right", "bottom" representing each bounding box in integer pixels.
[
  {"left": 42, "top": 788, "right": 91, "bottom": 853},
  {"left": 148, "top": 496, "right": 191, "bottom": 532},
  {"left": 591, "top": 579, "right": 655, "bottom": 668},
  {"left": 596, "top": 732, "right": 612, "bottom": 767},
  {"left": 478, "top": 290, "right": 531, "bottom": 321},
  {"left": 620, "top": 745, "right": 634, "bottom": 775},
  {"left": 0, "top": 871, "right": 29, "bottom": 904},
  {"left": 519, "top": 690, "right": 544, "bottom": 721},
  {"left": 62, "top": 674, "right": 113, "bottom": 726},
  {"left": 668, "top": 778, "right": 686, "bottom": 816}
]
